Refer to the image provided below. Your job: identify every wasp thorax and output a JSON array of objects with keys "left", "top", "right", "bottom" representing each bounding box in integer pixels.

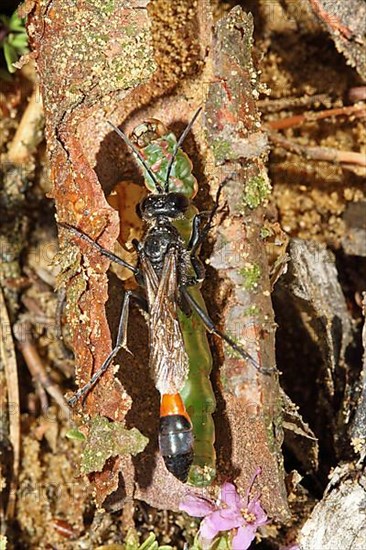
[
  {"left": 138, "top": 193, "right": 189, "bottom": 220},
  {"left": 144, "top": 226, "right": 177, "bottom": 261}
]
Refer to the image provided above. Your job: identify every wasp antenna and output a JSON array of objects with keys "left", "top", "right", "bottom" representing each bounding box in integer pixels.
[
  {"left": 164, "top": 106, "right": 202, "bottom": 192},
  {"left": 107, "top": 120, "right": 164, "bottom": 194}
]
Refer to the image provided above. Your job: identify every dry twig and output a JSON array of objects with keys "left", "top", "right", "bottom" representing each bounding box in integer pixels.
[
  {"left": 7, "top": 87, "right": 43, "bottom": 165},
  {"left": 266, "top": 104, "right": 366, "bottom": 130},
  {"left": 269, "top": 132, "right": 366, "bottom": 168},
  {"left": 0, "top": 287, "right": 20, "bottom": 522},
  {"left": 258, "top": 93, "right": 331, "bottom": 114},
  {"left": 13, "top": 321, "right": 70, "bottom": 418}
]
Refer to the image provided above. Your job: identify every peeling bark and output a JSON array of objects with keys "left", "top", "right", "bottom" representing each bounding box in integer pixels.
[
  {"left": 203, "top": 7, "right": 289, "bottom": 521},
  {"left": 307, "top": 0, "right": 366, "bottom": 79},
  {"left": 25, "top": 0, "right": 155, "bottom": 506},
  {"left": 275, "top": 239, "right": 354, "bottom": 463}
]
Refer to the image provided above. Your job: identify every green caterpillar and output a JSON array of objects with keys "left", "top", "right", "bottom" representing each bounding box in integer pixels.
[{"left": 131, "top": 120, "right": 198, "bottom": 199}]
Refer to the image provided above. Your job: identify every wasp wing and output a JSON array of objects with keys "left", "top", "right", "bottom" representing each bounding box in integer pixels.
[{"left": 141, "top": 249, "right": 189, "bottom": 395}]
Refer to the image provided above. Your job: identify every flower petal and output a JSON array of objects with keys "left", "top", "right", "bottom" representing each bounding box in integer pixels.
[
  {"left": 232, "top": 524, "right": 257, "bottom": 550},
  {"left": 247, "top": 497, "right": 268, "bottom": 526},
  {"left": 219, "top": 482, "right": 242, "bottom": 510},
  {"left": 179, "top": 494, "right": 216, "bottom": 517},
  {"left": 205, "top": 508, "right": 243, "bottom": 533},
  {"left": 199, "top": 514, "right": 222, "bottom": 542}
]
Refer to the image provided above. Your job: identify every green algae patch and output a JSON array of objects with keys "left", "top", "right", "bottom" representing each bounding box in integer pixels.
[
  {"left": 81, "top": 416, "right": 148, "bottom": 474},
  {"left": 243, "top": 304, "right": 260, "bottom": 316},
  {"left": 243, "top": 175, "right": 271, "bottom": 209},
  {"left": 259, "top": 225, "right": 274, "bottom": 240},
  {"left": 211, "top": 138, "right": 236, "bottom": 163},
  {"left": 239, "top": 263, "right": 261, "bottom": 291}
]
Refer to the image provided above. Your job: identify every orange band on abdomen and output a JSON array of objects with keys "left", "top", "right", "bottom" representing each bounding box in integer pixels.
[{"left": 160, "top": 393, "right": 191, "bottom": 421}]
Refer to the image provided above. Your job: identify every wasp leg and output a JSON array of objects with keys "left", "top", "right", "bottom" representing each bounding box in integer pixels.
[
  {"left": 188, "top": 179, "right": 226, "bottom": 256},
  {"left": 187, "top": 212, "right": 209, "bottom": 253},
  {"left": 180, "top": 286, "right": 276, "bottom": 375},
  {"left": 58, "top": 222, "right": 138, "bottom": 275},
  {"left": 186, "top": 213, "right": 212, "bottom": 285},
  {"left": 186, "top": 181, "right": 228, "bottom": 286},
  {"left": 68, "top": 290, "right": 135, "bottom": 407}
]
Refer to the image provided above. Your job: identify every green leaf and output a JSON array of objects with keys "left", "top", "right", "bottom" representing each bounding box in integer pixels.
[
  {"left": 190, "top": 533, "right": 232, "bottom": 550},
  {"left": 3, "top": 41, "right": 18, "bottom": 73},
  {"left": 125, "top": 528, "right": 140, "bottom": 550},
  {"left": 9, "top": 11, "right": 25, "bottom": 32},
  {"left": 8, "top": 32, "right": 28, "bottom": 52},
  {"left": 65, "top": 428, "right": 86, "bottom": 441},
  {"left": 139, "top": 533, "right": 172, "bottom": 550},
  {"left": 210, "top": 534, "right": 231, "bottom": 550},
  {"left": 125, "top": 530, "right": 173, "bottom": 550},
  {"left": 190, "top": 533, "right": 203, "bottom": 550},
  {"left": 139, "top": 534, "right": 156, "bottom": 550}
]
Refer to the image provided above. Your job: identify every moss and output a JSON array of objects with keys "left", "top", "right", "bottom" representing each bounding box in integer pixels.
[
  {"left": 85, "top": 0, "right": 115, "bottom": 14},
  {"left": 239, "top": 263, "right": 261, "bottom": 291},
  {"left": 211, "top": 138, "right": 235, "bottom": 163},
  {"left": 103, "top": 0, "right": 115, "bottom": 14},
  {"left": 243, "top": 175, "right": 271, "bottom": 209},
  {"left": 259, "top": 226, "right": 274, "bottom": 240},
  {"left": 125, "top": 24, "right": 137, "bottom": 37},
  {"left": 55, "top": 245, "right": 86, "bottom": 335},
  {"left": 243, "top": 304, "right": 260, "bottom": 316}
]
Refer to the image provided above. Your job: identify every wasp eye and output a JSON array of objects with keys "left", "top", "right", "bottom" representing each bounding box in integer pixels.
[{"left": 168, "top": 193, "right": 189, "bottom": 214}]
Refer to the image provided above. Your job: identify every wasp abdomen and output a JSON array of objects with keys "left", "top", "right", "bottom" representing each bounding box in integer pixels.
[{"left": 159, "top": 414, "right": 194, "bottom": 483}]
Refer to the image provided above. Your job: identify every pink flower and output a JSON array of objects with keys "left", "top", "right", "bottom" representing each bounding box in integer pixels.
[{"left": 180, "top": 468, "right": 268, "bottom": 549}]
